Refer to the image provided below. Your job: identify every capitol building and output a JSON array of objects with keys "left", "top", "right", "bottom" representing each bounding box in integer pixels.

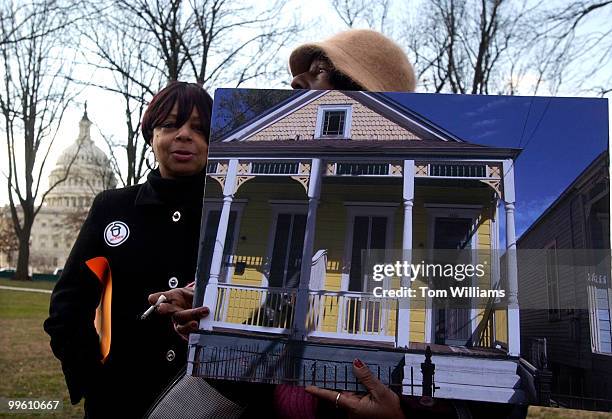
[{"left": 4, "top": 107, "right": 117, "bottom": 273}]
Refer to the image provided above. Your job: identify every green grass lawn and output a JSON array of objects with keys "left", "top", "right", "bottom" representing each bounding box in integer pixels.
[
  {"left": 0, "top": 286, "right": 83, "bottom": 418},
  {"left": 0, "top": 285, "right": 610, "bottom": 418}
]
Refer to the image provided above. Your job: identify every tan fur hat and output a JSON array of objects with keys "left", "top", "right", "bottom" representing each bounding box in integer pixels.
[{"left": 289, "top": 29, "right": 416, "bottom": 92}]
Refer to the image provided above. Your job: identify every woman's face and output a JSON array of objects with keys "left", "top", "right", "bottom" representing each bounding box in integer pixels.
[
  {"left": 291, "top": 58, "right": 336, "bottom": 90},
  {"left": 152, "top": 103, "right": 208, "bottom": 179}
]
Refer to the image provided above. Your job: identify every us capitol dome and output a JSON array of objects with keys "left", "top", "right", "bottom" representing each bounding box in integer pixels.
[{"left": 26, "top": 105, "right": 117, "bottom": 273}]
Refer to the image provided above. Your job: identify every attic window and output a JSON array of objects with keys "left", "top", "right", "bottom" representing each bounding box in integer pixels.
[
  {"left": 315, "top": 105, "right": 352, "bottom": 139},
  {"left": 323, "top": 111, "right": 345, "bottom": 136}
]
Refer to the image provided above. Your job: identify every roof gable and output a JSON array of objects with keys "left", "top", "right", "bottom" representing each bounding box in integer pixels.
[{"left": 220, "top": 90, "right": 465, "bottom": 143}]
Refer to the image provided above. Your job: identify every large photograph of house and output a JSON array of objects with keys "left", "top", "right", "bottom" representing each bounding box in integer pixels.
[{"left": 189, "top": 88, "right": 609, "bottom": 409}]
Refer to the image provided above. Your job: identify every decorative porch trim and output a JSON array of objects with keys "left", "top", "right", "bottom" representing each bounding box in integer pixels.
[
  {"left": 325, "top": 162, "right": 403, "bottom": 177},
  {"left": 234, "top": 175, "right": 255, "bottom": 194},
  {"left": 209, "top": 175, "right": 226, "bottom": 189},
  {"left": 415, "top": 162, "right": 504, "bottom": 191},
  {"left": 290, "top": 176, "right": 309, "bottom": 193},
  {"left": 480, "top": 179, "right": 503, "bottom": 196}
]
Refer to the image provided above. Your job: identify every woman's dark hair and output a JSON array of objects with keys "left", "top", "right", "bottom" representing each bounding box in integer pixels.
[
  {"left": 312, "top": 52, "right": 364, "bottom": 91},
  {"left": 141, "top": 81, "right": 213, "bottom": 144}
]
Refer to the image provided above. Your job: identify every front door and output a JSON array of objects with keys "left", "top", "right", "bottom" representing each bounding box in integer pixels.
[{"left": 433, "top": 217, "right": 473, "bottom": 345}]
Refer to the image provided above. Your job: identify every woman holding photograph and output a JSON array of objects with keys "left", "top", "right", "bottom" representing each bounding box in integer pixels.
[
  {"left": 148, "top": 29, "right": 416, "bottom": 419},
  {"left": 44, "top": 81, "right": 213, "bottom": 418}
]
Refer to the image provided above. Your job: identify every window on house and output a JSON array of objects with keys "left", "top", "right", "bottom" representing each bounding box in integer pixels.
[
  {"left": 316, "top": 105, "right": 351, "bottom": 138},
  {"left": 546, "top": 243, "right": 561, "bottom": 321},
  {"left": 322, "top": 111, "right": 345, "bottom": 136}
]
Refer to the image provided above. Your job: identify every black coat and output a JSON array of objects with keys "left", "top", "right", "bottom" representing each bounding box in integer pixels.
[{"left": 44, "top": 169, "right": 205, "bottom": 418}]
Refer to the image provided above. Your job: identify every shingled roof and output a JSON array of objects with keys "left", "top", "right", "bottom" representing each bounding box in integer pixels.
[{"left": 211, "top": 89, "right": 521, "bottom": 159}]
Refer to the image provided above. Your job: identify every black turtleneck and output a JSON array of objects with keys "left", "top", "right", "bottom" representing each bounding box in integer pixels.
[{"left": 137, "top": 168, "right": 206, "bottom": 207}]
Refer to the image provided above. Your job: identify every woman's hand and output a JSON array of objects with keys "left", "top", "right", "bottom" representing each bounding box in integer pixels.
[
  {"left": 305, "top": 359, "right": 404, "bottom": 419},
  {"left": 147, "top": 287, "right": 209, "bottom": 339}
]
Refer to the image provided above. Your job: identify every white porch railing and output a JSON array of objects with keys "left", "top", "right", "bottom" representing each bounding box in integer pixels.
[
  {"left": 211, "top": 283, "right": 398, "bottom": 343},
  {"left": 212, "top": 283, "right": 297, "bottom": 334},
  {"left": 307, "top": 290, "right": 397, "bottom": 343}
]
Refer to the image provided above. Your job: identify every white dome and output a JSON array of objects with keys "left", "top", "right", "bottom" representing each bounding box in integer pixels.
[
  {"left": 46, "top": 107, "right": 117, "bottom": 209},
  {"left": 57, "top": 112, "right": 109, "bottom": 167}
]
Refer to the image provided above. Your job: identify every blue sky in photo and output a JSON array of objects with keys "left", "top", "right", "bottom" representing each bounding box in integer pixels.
[
  {"left": 212, "top": 89, "right": 609, "bottom": 238},
  {"left": 386, "top": 92, "right": 609, "bottom": 237}
]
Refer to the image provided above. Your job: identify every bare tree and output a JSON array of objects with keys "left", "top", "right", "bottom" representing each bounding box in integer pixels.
[
  {"left": 110, "top": 0, "right": 300, "bottom": 87},
  {"left": 398, "top": 0, "right": 612, "bottom": 96},
  {"left": 402, "top": 0, "right": 533, "bottom": 94},
  {"left": 0, "top": 0, "right": 77, "bottom": 46},
  {"left": 79, "top": 15, "right": 158, "bottom": 186},
  {"left": 76, "top": 0, "right": 299, "bottom": 186},
  {"left": 0, "top": 1, "right": 78, "bottom": 280},
  {"left": 331, "top": 0, "right": 392, "bottom": 32},
  {"left": 534, "top": 1, "right": 612, "bottom": 96}
]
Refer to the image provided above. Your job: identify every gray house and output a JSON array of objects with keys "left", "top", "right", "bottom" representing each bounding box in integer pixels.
[{"left": 517, "top": 151, "right": 611, "bottom": 410}]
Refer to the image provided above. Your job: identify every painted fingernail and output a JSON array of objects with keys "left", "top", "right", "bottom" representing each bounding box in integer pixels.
[{"left": 353, "top": 358, "right": 364, "bottom": 368}]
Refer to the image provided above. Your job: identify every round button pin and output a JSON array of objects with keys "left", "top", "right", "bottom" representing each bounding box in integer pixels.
[
  {"left": 166, "top": 349, "right": 176, "bottom": 362},
  {"left": 168, "top": 277, "right": 178, "bottom": 288},
  {"left": 172, "top": 211, "right": 181, "bottom": 222}
]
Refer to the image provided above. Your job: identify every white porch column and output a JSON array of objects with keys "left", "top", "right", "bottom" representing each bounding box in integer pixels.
[
  {"left": 200, "top": 159, "right": 239, "bottom": 330},
  {"left": 292, "top": 158, "right": 323, "bottom": 340},
  {"left": 502, "top": 159, "right": 520, "bottom": 356},
  {"left": 397, "top": 160, "right": 415, "bottom": 348}
]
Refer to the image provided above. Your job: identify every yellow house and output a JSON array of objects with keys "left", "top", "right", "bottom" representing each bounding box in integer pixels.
[{"left": 193, "top": 90, "right": 527, "bottom": 404}]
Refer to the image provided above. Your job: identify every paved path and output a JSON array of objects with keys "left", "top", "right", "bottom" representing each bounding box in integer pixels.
[{"left": 0, "top": 285, "right": 52, "bottom": 294}]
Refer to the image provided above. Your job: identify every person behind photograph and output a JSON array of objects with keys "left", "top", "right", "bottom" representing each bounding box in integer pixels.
[
  {"left": 148, "top": 29, "right": 417, "bottom": 419},
  {"left": 43, "top": 81, "right": 213, "bottom": 418}
]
